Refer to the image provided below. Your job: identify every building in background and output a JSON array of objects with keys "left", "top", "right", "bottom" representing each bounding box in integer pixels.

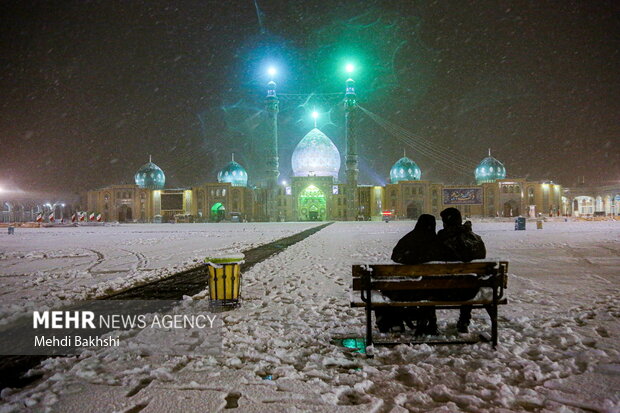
[{"left": 80, "top": 81, "right": 617, "bottom": 223}]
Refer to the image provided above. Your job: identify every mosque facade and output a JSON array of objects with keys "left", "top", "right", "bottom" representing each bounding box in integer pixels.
[{"left": 82, "top": 80, "right": 618, "bottom": 223}]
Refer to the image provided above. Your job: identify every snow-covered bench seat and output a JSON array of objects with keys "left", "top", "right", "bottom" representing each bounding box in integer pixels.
[{"left": 351, "top": 261, "right": 508, "bottom": 348}]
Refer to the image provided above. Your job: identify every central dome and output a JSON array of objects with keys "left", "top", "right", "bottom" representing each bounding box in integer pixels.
[{"left": 291, "top": 128, "right": 340, "bottom": 179}]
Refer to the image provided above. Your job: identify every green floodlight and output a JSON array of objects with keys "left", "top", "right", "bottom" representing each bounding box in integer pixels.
[
  {"left": 345, "top": 63, "right": 355, "bottom": 74},
  {"left": 267, "top": 67, "right": 277, "bottom": 77}
]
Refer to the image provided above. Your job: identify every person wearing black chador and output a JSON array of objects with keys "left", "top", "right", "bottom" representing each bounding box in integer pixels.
[
  {"left": 382, "top": 214, "right": 442, "bottom": 335},
  {"left": 392, "top": 214, "right": 442, "bottom": 264},
  {"left": 437, "top": 207, "right": 487, "bottom": 333}
]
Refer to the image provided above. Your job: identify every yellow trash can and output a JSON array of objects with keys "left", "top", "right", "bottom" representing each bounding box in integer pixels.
[
  {"left": 536, "top": 220, "right": 543, "bottom": 229},
  {"left": 204, "top": 254, "right": 244, "bottom": 310}
]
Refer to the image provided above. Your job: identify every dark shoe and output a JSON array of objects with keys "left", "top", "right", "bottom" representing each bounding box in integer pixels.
[
  {"left": 456, "top": 321, "right": 469, "bottom": 334},
  {"left": 414, "top": 318, "right": 428, "bottom": 337},
  {"left": 376, "top": 315, "right": 405, "bottom": 333},
  {"left": 414, "top": 319, "right": 439, "bottom": 336},
  {"left": 424, "top": 324, "right": 439, "bottom": 336}
]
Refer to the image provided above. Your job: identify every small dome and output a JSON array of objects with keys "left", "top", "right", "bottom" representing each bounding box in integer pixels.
[
  {"left": 475, "top": 153, "right": 506, "bottom": 184},
  {"left": 390, "top": 156, "right": 421, "bottom": 183},
  {"left": 135, "top": 159, "right": 165, "bottom": 189},
  {"left": 217, "top": 160, "right": 248, "bottom": 187},
  {"left": 292, "top": 128, "right": 341, "bottom": 180}
]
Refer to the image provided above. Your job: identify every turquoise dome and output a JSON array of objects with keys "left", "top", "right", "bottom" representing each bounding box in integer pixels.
[
  {"left": 135, "top": 159, "right": 165, "bottom": 189},
  {"left": 292, "top": 128, "right": 341, "bottom": 179},
  {"left": 475, "top": 153, "right": 506, "bottom": 184},
  {"left": 390, "top": 156, "right": 421, "bottom": 183},
  {"left": 217, "top": 160, "right": 248, "bottom": 187}
]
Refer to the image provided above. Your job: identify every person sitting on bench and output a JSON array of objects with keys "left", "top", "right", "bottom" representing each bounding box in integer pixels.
[
  {"left": 436, "top": 207, "right": 487, "bottom": 333},
  {"left": 387, "top": 209, "right": 487, "bottom": 335},
  {"left": 379, "top": 214, "right": 442, "bottom": 335}
]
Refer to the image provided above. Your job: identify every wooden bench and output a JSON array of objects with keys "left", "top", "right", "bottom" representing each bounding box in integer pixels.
[{"left": 351, "top": 261, "right": 508, "bottom": 348}]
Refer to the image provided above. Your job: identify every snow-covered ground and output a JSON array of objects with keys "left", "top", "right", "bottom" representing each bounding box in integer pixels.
[
  {"left": 0, "top": 223, "right": 322, "bottom": 325},
  {"left": 1, "top": 220, "right": 619, "bottom": 412}
]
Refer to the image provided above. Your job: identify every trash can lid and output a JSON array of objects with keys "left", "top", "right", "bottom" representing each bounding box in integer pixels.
[{"left": 204, "top": 253, "right": 245, "bottom": 264}]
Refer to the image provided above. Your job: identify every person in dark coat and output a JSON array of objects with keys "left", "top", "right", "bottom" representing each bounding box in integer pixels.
[
  {"left": 437, "top": 207, "right": 487, "bottom": 333},
  {"left": 437, "top": 207, "right": 486, "bottom": 263},
  {"left": 378, "top": 214, "right": 442, "bottom": 335},
  {"left": 391, "top": 214, "right": 442, "bottom": 264}
]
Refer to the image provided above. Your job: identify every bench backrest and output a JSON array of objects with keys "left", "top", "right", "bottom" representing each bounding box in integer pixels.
[{"left": 352, "top": 261, "right": 508, "bottom": 292}]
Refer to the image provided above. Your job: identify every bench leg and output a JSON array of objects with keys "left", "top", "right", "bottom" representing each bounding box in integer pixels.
[
  {"left": 491, "top": 286, "right": 498, "bottom": 349},
  {"left": 365, "top": 301, "right": 373, "bottom": 347},
  {"left": 487, "top": 305, "right": 497, "bottom": 348}
]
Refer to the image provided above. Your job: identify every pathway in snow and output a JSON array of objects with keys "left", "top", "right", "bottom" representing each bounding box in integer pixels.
[{"left": 1, "top": 221, "right": 619, "bottom": 412}]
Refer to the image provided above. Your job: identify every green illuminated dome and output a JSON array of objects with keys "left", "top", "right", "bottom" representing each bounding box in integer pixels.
[
  {"left": 217, "top": 156, "right": 248, "bottom": 187},
  {"left": 134, "top": 157, "right": 165, "bottom": 189},
  {"left": 292, "top": 128, "right": 341, "bottom": 179},
  {"left": 475, "top": 151, "right": 506, "bottom": 184},
  {"left": 390, "top": 156, "right": 421, "bottom": 183}
]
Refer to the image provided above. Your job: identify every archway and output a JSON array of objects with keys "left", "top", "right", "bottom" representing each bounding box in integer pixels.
[
  {"left": 406, "top": 201, "right": 423, "bottom": 219},
  {"left": 503, "top": 200, "right": 519, "bottom": 217},
  {"left": 298, "top": 185, "right": 326, "bottom": 221},
  {"left": 118, "top": 204, "right": 133, "bottom": 222},
  {"left": 574, "top": 196, "right": 594, "bottom": 216},
  {"left": 211, "top": 202, "right": 226, "bottom": 222}
]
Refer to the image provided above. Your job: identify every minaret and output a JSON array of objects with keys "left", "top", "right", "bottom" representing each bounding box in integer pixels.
[
  {"left": 265, "top": 79, "right": 280, "bottom": 221},
  {"left": 344, "top": 77, "right": 359, "bottom": 220}
]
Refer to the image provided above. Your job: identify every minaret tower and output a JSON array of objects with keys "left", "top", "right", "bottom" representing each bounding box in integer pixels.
[
  {"left": 344, "top": 75, "right": 359, "bottom": 220},
  {"left": 265, "top": 77, "right": 280, "bottom": 221}
]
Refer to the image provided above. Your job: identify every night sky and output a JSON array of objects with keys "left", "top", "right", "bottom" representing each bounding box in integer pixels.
[{"left": 1, "top": 0, "right": 618, "bottom": 194}]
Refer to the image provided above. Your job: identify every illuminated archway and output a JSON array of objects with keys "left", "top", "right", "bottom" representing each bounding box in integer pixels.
[
  {"left": 211, "top": 202, "right": 226, "bottom": 222},
  {"left": 298, "top": 185, "right": 326, "bottom": 221}
]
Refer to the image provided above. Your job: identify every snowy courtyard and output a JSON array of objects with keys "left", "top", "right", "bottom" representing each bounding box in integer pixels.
[
  {"left": 0, "top": 220, "right": 619, "bottom": 412},
  {"left": 0, "top": 222, "right": 322, "bottom": 325}
]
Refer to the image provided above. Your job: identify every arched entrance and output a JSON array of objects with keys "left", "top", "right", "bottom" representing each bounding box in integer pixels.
[
  {"left": 406, "top": 201, "right": 423, "bottom": 219},
  {"left": 211, "top": 202, "right": 226, "bottom": 222},
  {"left": 118, "top": 204, "right": 133, "bottom": 222},
  {"left": 502, "top": 200, "right": 519, "bottom": 217},
  {"left": 573, "top": 196, "right": 594, "bottom": 216},
  {"left": 298, "top": 185, "right": 326, "bottom": 221}
]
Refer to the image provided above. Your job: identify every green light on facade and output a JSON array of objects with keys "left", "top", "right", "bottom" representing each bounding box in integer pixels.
[
  {"left": 345, "top": 63, "right": 355, "bottom": 73},
  {"left": 298, "top": 185, "right": 326, "bottom": 221},
  {"left": 210, "top": 202, "right": 225, "bottom": 222}
]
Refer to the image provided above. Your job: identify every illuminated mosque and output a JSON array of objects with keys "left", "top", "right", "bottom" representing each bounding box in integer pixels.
[{"left": 83, "top": 77, "right": 617, "bottom": 223}]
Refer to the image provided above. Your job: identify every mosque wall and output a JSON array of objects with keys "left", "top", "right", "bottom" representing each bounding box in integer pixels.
[
  {"left": 87, "top": 184, "right": 150, "bottom": 222},
  {"left": 80, "top": 178, "right": 620, "bottom": 223}
]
